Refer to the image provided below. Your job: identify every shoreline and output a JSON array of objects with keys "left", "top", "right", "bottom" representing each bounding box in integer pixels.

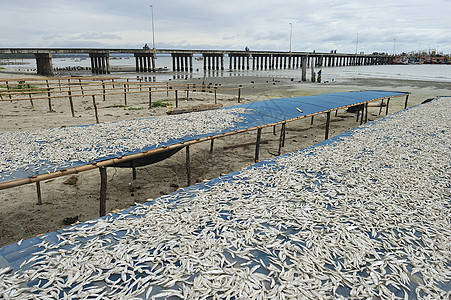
[{"left": 0, "top": 70, "right": 450, "bottom": 247}]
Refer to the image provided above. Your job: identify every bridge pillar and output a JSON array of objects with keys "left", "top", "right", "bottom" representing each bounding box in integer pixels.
[
  {"left": 89, "top": 53, "right": 110, "bottom": 74},
  {"left": 35, "top": 53, "right": 54, "bottom": 76},
  {"left": 203, "top": 53, "right": 224, "bottom": 70},
  {"left": 134, "top": 53, "right": 155, "bottom": 72},
  {"left": 171, "top": 53, "right": 193, "bottom": 72},
  {"left": 301, "top": 56, "right": 307, "bottom": 81}
]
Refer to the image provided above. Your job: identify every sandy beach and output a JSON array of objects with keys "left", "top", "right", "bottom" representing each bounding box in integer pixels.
[{"left": 0, "top": 69, "right": 450, "bottom": 247}]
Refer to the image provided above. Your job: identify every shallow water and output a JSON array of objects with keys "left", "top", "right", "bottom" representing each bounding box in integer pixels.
[{"left": 2, "top": 56, "right": 451, "bottom": 83}]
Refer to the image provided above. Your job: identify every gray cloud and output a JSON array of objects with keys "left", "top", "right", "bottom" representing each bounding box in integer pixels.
[{"left": 1, "top": 0, "right": 450, "bottom": 53}]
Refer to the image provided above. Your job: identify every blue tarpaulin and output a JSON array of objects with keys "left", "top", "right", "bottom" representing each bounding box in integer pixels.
[{"left": 0, "top": 96, "right": 449, "bottom": 299}]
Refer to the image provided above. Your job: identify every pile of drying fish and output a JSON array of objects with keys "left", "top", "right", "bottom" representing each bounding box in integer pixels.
[
  {"left": 0, "top": 108, "right": 249, "bottom": 181},
  {"left": 1, "top": 98, "right": 450, "bottom": 299}
]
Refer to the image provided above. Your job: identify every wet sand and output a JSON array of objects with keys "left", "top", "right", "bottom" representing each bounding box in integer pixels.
[{"left": 0, "top": 70, "right": 450, "bottom": 247}]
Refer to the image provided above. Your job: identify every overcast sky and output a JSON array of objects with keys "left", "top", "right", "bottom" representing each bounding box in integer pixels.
[{"left": 2, "top": 0, "right": 450, "bottom": 54}]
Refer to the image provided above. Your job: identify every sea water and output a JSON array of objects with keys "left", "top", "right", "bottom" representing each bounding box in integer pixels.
[{"left": 1, "top": 56, "right": 450, "bottom": 83}]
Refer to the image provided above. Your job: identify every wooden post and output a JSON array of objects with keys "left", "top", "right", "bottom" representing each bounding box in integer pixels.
[
  {"left": 46, "top": 80, "right": 52, "bottom": 112},
  {"left": 273, "top": 125, "right": 276, "bottom": 135},
  {"left": 364, "top": 103, "right": 368, "bottom": 123},
  {"left": 68, "top": 91, "right": 75, "bottom": 117},
  {"left": 79, "top": 79, "right": 84, "bottom": 97},
  {"left": 335, "top": 109, "right": 338, "bottom": 117},
  {"left": 6, "top": 81, "right": 12, "bottom": 99},
  {"left": 99, "top": 166, "right": 107, "bottom": 217},
  {"left": 386, "top": 98, "right": 390, "bottom": 115},
  {"left": 186, "top": 145, "right": 191, "bottom": 186},
  {"left": 27, "top": 84, "right": 34, "bottom": 106},
  {"left": 132, "top": 160, "right": 137, "bottom": 180},
  {"left": 124, "top": 84, "right": 127, "bottom": 106},
  {"left": 102, "top": 80, "right": 106, "bottom": 101},
  {"left": 238, "top": 86, "right": 242, "bottom": 103},
  {"left": 404, "top": 94, "right": 409, "bottom": 109},
  {"left": 278, "top": 122, "right": 286, "bottom": 156},
  {"left": 311, "top": 116, "right": 314, "bottom": 125},
  {"left": 325, "top": 111, "right": 331, "bottom": 140},
  {"left": 92, "top": 95, "right": 99, "bottom": 124},
  {"left": 175, "top": 90, "right": 178, "bottom": 108},
  {"left": 36, "top": 182, "right": 42, "bottom": 205},
  {"left": 166, "top": 83, "right": 169, "bottom": 96},
  {"left": 360, "top": 105, "right": 365, "bottom": 125},
  {"left": 210, "top": 139, "right": 214, "bottom": 153},
  {"left": 214, "top": 87, "right": 217, "bottom": 104},
  {"left": 148, "top": 87, "right": 152, "bottom": 108},
  {"left": 255, "top": 128, "right": 262, "bottom": 163},
  {"left": 186, "top": 84, "right": 189, "bottom": 100},
  {"left": 378, "top": 99, "right": 384, "bottom": 116}
]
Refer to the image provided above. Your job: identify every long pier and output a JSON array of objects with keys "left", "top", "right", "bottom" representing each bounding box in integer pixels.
[{"left": 0, "top": 48, "right": 393, "bottom": 76}]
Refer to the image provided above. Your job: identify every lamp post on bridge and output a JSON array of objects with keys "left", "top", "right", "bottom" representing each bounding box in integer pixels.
[
  {"left": 289, "top": 22, "right": 293, "bottom": 52},
  {"left": 150, "top": 5, "right": 156, "bottom": 56}
]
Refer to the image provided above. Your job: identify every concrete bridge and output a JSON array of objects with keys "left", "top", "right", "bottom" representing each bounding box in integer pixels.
[{"left": 0, "top": 48, "right": 393, "bottom": 76}]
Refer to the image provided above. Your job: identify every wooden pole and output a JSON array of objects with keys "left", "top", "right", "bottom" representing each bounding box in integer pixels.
[
  {"left": 364, "top": 103, "right": 368, "bottom": 123},
  {"left": 214, "top": 87, "right": 217, "bottom": 104},
  {"left": 325, "top": 111, "right": 331, "bottom": 140},
  {"left": 124, "top": 84, "right": 127, "bottom": 106},
  {"left": 404, "top": 94, "right": 409, "bottom": 109},
  {"left": 278, "top": 123, "right": 286, "bottom": 156},
  {"left": 386, "top": 98, "right": 390, "bottom": 115},
  {"left": 238, "top": 86, "right": 241, "bottom": 103},
  {"left": 186, "top": 145, "right": 191, "bottom": 186},
  {"left": 148, "top": 87, "right": 152, "bottom": 108},
  {"left": 255, "top": 128, "right": 262, "bottom": 163},
  {"left": 360, "top": 105, "right": 365, "bottom": 125},
  {"left": 99, "top": 166, "right": 107, "bottom": 217},
  {"left": 92, "top": 95, "right": 99, "bottom": 124},
  {"left": 68, "top": 91, "right": 75, "bottom": 117},
  {"left": 46, "top": 80, "right": 52, "bottom": 112},
  {"left": 311, "top": 115, "right": 314, "bottom": 125},
  {"left": 378, "top": 99, "right": 384, "bottom": 116},
  {"left": 210, "top": 139, "right": 214, "bottom": 153},
  {"left": 132, "top": 160, "right": 137, "bottom": 180},
  {"left": 27, "top": 85, "right": 34, "bottom": 106},
  {"left": 36, "top": 182, "right": 42, "bottom": 205},
  {"left": 175, "top": 90, "right": 178, "bottom": 108},
  {"left": 6, "top": 81, "right": 11, "bottom": 99},
  {"left": 102, "top": 80, "right": 106, "bottom": 101},
  {"left": 186, "top": 84, "right": 189, "bottom": 100},
  {"left": 79, "top": 79, "right": 84, "bottom": 97}
]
